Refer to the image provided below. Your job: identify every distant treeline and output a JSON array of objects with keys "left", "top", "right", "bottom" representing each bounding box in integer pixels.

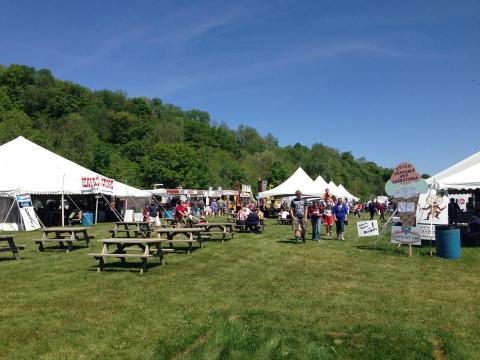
[{"left": 0, "top": 64, "right": 391, "bottom": 198}]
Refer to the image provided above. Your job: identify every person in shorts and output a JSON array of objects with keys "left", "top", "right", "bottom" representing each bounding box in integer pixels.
[
  {"left": 323, "top": 200, "right": 334, "bottom": 238},
  {"left": 147, "top": 201, "right": 161, "bottom": 228},
  {"left": 290, "top": 190, "right": 308, "bottom": 242}
]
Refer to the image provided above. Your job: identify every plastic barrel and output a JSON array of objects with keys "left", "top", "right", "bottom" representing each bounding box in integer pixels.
[
  {"left": 164, "top": 210, "right": 173, "bottom": 219},
  {"left": 82, "top": 212, "right": 94, "bottom": 226},
  {"left": 435, "top": 226, "right": 461, "bottom": 259}
]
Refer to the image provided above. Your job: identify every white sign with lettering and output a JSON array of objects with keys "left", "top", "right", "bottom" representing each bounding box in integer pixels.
[{"left": 357, "top": 220, "right": 379, "bottom": 237}]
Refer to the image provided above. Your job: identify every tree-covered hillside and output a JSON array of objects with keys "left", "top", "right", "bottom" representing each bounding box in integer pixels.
[{"left": 0, "top": 64, "right": 391, "bottom": 198}]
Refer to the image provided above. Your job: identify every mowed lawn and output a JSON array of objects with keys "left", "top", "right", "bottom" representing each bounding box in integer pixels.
[{"left": 1, "top": 215, "right": 479, "bottom": 359}]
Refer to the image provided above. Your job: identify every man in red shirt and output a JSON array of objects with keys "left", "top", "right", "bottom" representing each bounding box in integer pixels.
[{"left": 175, "top": 201, "right": 188, "bottom": 228}]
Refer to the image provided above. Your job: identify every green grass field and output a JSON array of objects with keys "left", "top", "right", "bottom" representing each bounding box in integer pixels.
[{"left": 1, "top": 215, "right": 479, "bottom": 359}]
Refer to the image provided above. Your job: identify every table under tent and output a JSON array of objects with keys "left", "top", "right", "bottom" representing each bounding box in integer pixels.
[{"left": 0, "top": 136, "right": 151, "bottom": 231}]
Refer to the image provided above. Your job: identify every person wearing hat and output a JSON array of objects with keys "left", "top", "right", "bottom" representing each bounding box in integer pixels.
[{"left": 290, "top": 190, "right": 308, "bottom": 242}]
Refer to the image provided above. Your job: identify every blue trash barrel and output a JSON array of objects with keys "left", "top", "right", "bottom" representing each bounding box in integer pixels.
[
  {"left": 435, "top": 226, "right": 461, "bottom": 259},
  {"left": 82, "top": 212, "right": 94, "bottom": 226},
  {"left": 164, "top": 210, "right": 173, "bottom": 219}
]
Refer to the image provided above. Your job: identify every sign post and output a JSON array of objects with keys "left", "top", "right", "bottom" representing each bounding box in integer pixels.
[{"left": 385, "top": 162, "right": 428, "bottom": 256}]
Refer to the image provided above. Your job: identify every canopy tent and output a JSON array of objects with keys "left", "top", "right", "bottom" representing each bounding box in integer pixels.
[
  {"left": 258, "top": 167, "right": 315, "bottom": 198},
  {"left": 327, "top": 181, "right": 343, "bottom": 198},
  {"left": 427, "top": 149, "right": 480, "bottom": 191},
  {"left": 337, "top": 184, "right": 359, "bottom": 201},
  {"left": 0, "top": 137, "right": 150, "bottom": 197}
]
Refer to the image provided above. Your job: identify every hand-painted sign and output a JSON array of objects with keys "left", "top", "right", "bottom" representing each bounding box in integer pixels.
[
  {"left": 81, "top": 176, "right": 114, "bottom": 193},
  {"left": 391, "top": 226, "right": 421, "bottom": 245},
  {"left": 357, "top": 220, "right": 379, "bottom": 237}
]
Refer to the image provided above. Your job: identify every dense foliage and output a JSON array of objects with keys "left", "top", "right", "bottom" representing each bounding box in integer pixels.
[{"left": 0, "top": 64, "right": 391, "bottom": 198}]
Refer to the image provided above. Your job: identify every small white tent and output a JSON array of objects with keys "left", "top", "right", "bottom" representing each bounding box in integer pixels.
[
  {"left": 311, "top": 175, "right": 329, "bottom": 195},
  {"left": 327, "top": 181, "right": 342, "bottom": 198},
  {"left": 258, "top": 167, "right": 315, "bottom": 198},
  {"left": 0, "top": 136, "right": 150, "bottom": 197},
  {"left": 337, "top": 184, "right": 359, "bottom": 201},
  {"left": 427, "top": 150, "right": 480, "bottom": 190}
]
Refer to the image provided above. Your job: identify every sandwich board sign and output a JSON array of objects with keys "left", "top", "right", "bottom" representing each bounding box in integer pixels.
[
  {"left": 385, "top": 162, "right": 428, "bottom": 256},
  {"left": 15, "top": 194, "right": 41, "bottom": 231},
  {"left": 357, "top": 220, "right": 379, "bottom": 237}
]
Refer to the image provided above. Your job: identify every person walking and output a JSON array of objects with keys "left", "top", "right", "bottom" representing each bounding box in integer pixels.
[
  {"left": 147, "top": 201, "right": 161, "bottom": 229},
  {"left": 333, "top": 197, "right": 348, "bottom": 240},
  {"left": 379, "top": 202, "right": 386, "bottom": 221},
  {"left": 210, "top": 199, "right": 218, "bottom": 217},
  {"left": 290, "top": 190, "right": 308, "bottom": 243},
  {"left": 368, "top": 200, "right": 377, "bottom": 220},
  {"left": 323, "top": 200, "right": 334, "bottom": 238},
  {"left": 308, "top": 201, "right": 322, "bottom": 241}
]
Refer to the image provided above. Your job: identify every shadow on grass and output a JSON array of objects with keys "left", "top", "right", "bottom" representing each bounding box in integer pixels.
[
  {"left": 277, "top": 239, "right": 304, "bottom": 244},
  {"left": 356, "top": 244, "right": 408, "bottom": 257},
  {"left": 87, "top": 260, "right": 163, "bottom": 273}
]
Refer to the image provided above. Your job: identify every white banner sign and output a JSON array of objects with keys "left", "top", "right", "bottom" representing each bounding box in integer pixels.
[
  {"left": 15, "top": 194, "right": 41, "bottom": 231},
  {"left": 357, "top": 220, "right": 379, "bottom": 237},
  {"left": 81, "top": 175, "right": 114, "bottom": 193},
  {"left": 449, "top": 194, "right": 469, "bottom": 211},
  {"left": 391, "top": 226, "right": 421, "bottom": 245}
]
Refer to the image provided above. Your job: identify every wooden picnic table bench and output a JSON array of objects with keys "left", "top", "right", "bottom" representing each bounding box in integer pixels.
[
  {"left": 0, "top": 235, "right": 25, "bottom": 260},
  {"left": 32, "top": 227, "right": 92, "bottom": 252},
  {"left": 277, "top": 218, "right": 292, "bottom": 225},
  {"left": 194, "top": 223, "right": 236, "bottom": 242},
  {"left": 156, "top": 228, "right": 204, "bottom": 253},
  {"left": 88, "top": 238, "right": 170, "bottom": 274},
  {"left": 109, "top": 221, "right": 152, "bottom": 238}
]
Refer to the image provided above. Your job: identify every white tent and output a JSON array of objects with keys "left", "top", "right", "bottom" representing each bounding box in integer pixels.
[
  {"left": 258, "top": 167, "right": 315, "bottom": 198},
  {"left": 337, "top": 184, "right": 359, "bottom": 201},
  {"left": 427, "top": 150, "right": 480, "bottom": 190},
  {"left": 327, "top": 181, "right": 343, "bottom": 198},
  {"left": 0, "top": 136, "right": 150, "bottom": 197}
]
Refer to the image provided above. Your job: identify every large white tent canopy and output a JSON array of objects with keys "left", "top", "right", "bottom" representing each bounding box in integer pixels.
[
  {"left": 258, "top": 168, "right": 360, "bottom": 200},
  {"left": 258, "top": 167, "right": 315, "bottom": 198},
  {"left": 427, "top": 149, "right": 480, "bottom": 190},
  {"left": 0, "top": 136, "right": 150, "bottom": 197}
]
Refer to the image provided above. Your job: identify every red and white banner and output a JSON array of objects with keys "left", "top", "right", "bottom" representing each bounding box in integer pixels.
[{"left": 81, "top": 176, "right": 114, "bottom": 193}]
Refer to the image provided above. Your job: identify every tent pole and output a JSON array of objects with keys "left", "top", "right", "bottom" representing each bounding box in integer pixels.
[
  {"left": 95, "top": 196, "right": 99, "bottom": 224},
  {"left": 61, "top": 193, "right": 65, "bottom": 227},
  {"left": 61, "top": 173, "right": 65, "bottom": 227}
]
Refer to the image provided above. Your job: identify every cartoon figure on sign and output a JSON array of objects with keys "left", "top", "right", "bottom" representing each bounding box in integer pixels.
[{"left": 422, "top": 194, "right": 446, "bottom": 220}]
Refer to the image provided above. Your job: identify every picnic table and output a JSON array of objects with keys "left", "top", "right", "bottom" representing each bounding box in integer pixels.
[
  {"left": 32, "top": 227, "right": 92, "bottom": 252},
  {"left": 88, "top": 238, "right": 169, "bottom": 274},
  {"left": 0, "top": 235, "right": 25, "bottom": 260},
  {"left": 156, "top": 228, "right": 204, "bottom": 253},
  {"left": 194, "top": 223, "right": 236, "bottom": 242},
  {"left": 109, "top": 221, "right": 152, "bottom": 238},
  {"left": 277, "top": 218, "right": 292, "bottom": 225}
]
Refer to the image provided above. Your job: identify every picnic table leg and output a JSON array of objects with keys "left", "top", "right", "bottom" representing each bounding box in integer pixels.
[
  {"left": 97, "top": 257, "right": 104, "bottom": 272},
  {"left": 7, "top": 239, "right": 21, "bottom": 260},
  {"left": 155, "top": 243, "right": 164, "bottom": 265},
  {"left": 140, "top": 258, "right": 148, "bottom": 274},
  {"left": 66, "top": 241, "right": 73, "bottom": 253},
  {"left": 59, "top": 241, "right": 65, "bottom": 250},
  {"left": 37, "top": 241, "right": 44, "bottom": 252}
]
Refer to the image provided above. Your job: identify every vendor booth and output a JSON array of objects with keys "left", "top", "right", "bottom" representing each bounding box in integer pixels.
[{"left": 0, "top": 137, "right": 150, "bottom": 230}]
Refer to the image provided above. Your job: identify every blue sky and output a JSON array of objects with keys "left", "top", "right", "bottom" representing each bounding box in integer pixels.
[{"left": 1, "top": 0, "right": 479, "bottom": 174}]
